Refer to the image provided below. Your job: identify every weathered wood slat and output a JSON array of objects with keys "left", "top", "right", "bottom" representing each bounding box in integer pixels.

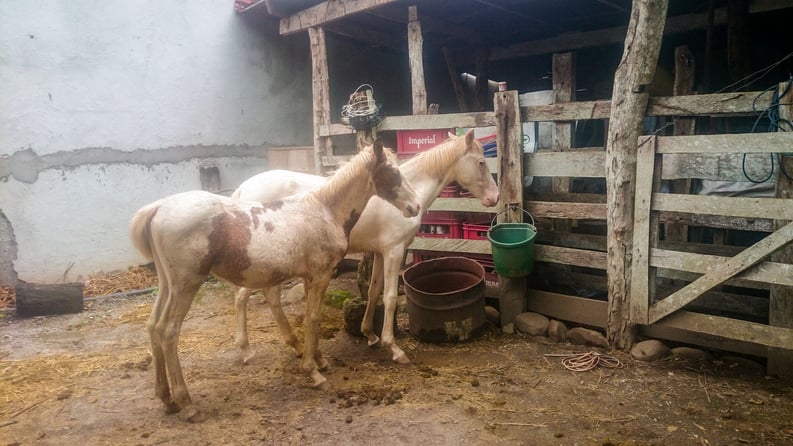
[
  {"left": 408, "top": 238, "right": 490, "bottom": 255},
  {"left": 526, "top": 290, "right": 607, "bottom": 328},
  {"left": 524, "top": 151, "right": 606, "bottom": 178},
  {"left": 650, "top": 311, "right": 793, "bottom": 350},
  {"left": 525, "top": 201, "right": 606, "bottom": 220},
  {"left": 640, "top": 316, "right": 767, "bottom": 358},
  {"left": 656, "top": 132, "right": 793, "bottom": 154},
  {"left": 652, "top": 193, "right": 793, "bottom": 220},
  {"left": 658, "top": 212, "right": 773, "bottom": 232},
  {"left": 648, "top": 221, "right": 793, "bottom": 323},
  {"left": 536, "top": 245, "right": 607, "bottom": 269},
  {"left": 651, "top": 248, "right": 793, "bottom": 287},
  {"left": 280, "top": 0, "right": 400, "bottom": 35},
  {"left": 656, "top": 267, "right": 772, "bottom": 291},
  {"left": 661, "top": 152, "right": 780, "bottom": 181},
  {"left": 428, "top": 197, "right": 493, "bottom": 213},
  {"left": 630, "top": 136, "right": 657, "bottom": 324}
]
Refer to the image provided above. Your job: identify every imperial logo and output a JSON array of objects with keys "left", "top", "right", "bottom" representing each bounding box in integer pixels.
[{"left": 408, "top": 135, "right": 437, "bottom": 149}]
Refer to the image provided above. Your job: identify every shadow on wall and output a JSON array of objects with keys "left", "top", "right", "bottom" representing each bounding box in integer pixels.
[{"left": 0, "top": 209, "right": 18, "bottom": 286}]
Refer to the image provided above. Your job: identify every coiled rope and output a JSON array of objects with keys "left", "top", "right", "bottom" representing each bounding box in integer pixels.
[{"left": 544, "top": 351, "right": 624, "bottom": 372}]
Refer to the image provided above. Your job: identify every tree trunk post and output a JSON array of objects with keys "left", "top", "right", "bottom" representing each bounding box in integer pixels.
[{"left": 605, "top": 0, "right": 668, "bottom": 350}]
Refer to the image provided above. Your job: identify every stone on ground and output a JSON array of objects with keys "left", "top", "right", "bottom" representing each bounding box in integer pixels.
[
  {"left": 514, "top": 312, "right": 549, "bottom": 336},
  {"left": 566, "top": 327, "right": 608, "bottom": 348},
  {"left": 630, "top": 339, "right": 670, "bottom": 362}
]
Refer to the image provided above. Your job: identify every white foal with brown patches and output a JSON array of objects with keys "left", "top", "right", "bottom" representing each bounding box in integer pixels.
[
  {"left": 129, "top": 140, "right": 420, "bottom": 422},
  {"left": 233, "top": 129, "right": 499, "bottom": 364}
]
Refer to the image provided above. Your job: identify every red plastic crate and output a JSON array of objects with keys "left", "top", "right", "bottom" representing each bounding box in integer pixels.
[
  {"left": 417, "top": 211, "right": 462, "bottom": 239},
  {"left": 439, "top": 184, "right": 460, "bottom": 197},
  {"left": 397, "top": 129, "right": 453, "bottom": 158},
  {"left": 462, "top": 221, "right": 491, "bottom": 240}
]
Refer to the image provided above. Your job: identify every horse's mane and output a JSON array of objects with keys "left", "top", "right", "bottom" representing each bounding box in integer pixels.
[
  {"left": 404, "top": 134, "right": 479, "bottom": 177},
  {"left": 312, "top": 147, "right": 378, "bottom": 205}
]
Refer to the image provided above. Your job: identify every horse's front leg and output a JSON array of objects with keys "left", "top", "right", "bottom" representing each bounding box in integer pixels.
[
  {"left": 380, "top": 248, "right": 410, "bottom": 364},
  {"left": 361, "top": 253, "right": 385, "bottom": 347},
  {"left": 263, "top": 285, "right": 301, "bottom": 357},
  {"left": 301, "top": 276, "right": 332, "bottom": 390},
  {"left": 234, "top": 286, "right": 256, "bottom": 363}
]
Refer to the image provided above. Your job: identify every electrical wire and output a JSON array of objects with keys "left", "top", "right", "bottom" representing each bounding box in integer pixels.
[{"left": 741, "top": 76, "right": 793, "bottom": 183}]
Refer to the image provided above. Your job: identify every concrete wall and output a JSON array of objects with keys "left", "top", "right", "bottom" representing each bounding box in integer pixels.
[{"left": 0, "top": 0, "right": 312, "bottom": 284}]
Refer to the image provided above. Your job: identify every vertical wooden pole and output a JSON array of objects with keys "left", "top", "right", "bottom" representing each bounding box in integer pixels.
[
  {"left": 605, "top": 0, "right": 668, "bottom": 350},
  {"left": 665, "top": 45, "right": 696, "bottom": 242},
  {"left": 768, "top": 82, "right": 793, "bottom": 381},
  {"left": 552, "top": 52, "right": 575, "bottom": 232},
  {"left": 474, "top": 48, "right": 491, "bottom": 112},
  {"left": 727, "top": 0, "right": 750, "bottom": 84},
  {"left": 494, "top": 90, "right": 524, "bottom": 333},
  {"left": 408, "top": 5, "right": 427, "bottom": 115},
  {"left": 442, "top": 47, "right": 468, "bottom": 113},
  {"left": 309, "top": 27, "right": 332, "bottom": 175}
]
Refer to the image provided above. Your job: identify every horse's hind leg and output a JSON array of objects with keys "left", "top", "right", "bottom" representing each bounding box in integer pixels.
[
  {"left": 147, "top": 277, "right": 179, "bottom": 413},
  {"left": 155, "top": 276, "right": 206, "bottom": 422},
  {"left": 361, "top": 253, "right": 385, "bottom": 347},
  {"left": 301, "top": 276, "right": 332, "bottom": 390},
  {"left": 263, "top": 285, "right": 301, "bottom": 357},
  {"left": 380, "top": 249, "right": 410, "bottom": 364},
  {"left": 234, "top": 286, "right": 256, "bottom": 363}
]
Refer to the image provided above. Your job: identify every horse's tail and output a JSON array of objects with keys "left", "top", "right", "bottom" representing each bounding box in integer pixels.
[{"left": 129, "top": 202, "right": 160, "bottom": 261}]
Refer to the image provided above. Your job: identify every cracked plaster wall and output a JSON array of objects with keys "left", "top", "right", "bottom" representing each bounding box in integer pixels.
[{"left": 0, "top": 0, "right": 312, "bottom": 284}]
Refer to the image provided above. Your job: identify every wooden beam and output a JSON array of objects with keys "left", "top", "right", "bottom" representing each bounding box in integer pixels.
[
  {"left": 651, "top": 311, "right": 793, "bottom": 351},
  {"left": 407, "top": 6, "right": 427, "bottom": 115},
  {"left": 524, "top": 151, "right": 606, "bottom": 178},
  {"left": 280, "top": 0, "right": 400, "bottom": 36},
  {"left": 649, "top": 221, "right": 793, "bottom": 323},
  {"left": 769, "top": 81, "right": 793, "bottom": 380},
  {"left": 309, "top": 27, "right": 333, "bottom": 175},
  {"left": 494, "top": 90, "right": 525, "bottom": 332},
  {"left": 552, "top": 52, "right": 575, "bottom": 232},
  {"left": 651, "top": 248, "right": 793, "bottom": 287},
  {"left": 655, "top": 132, "right": 793, "bottom": 154},
  {"left": 605, "top": 0, "right": 668, "bottom": 350},
  {"left": 443, "top": 47, "right": 468, "bottom": 113},
  {"left": 526, "top": 290, "right": 608, "bottom": 329},
  {"left": 652, "top": 194, "right": 793, "bottom": 220}
]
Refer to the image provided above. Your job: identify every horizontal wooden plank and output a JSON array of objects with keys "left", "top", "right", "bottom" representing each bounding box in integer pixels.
[
  {"left": 379, "top": 113, "right": 496, "bottom": 131},
  {"left": 656, "top": 132, "right": 793, "bottom": 154},
  {"left": 656, "top": 267, "right": 771, "bottom": 291},
  {"left": 525, "top": 290, "right": 607, "bottom": 328},
  {"left": 650, "top": 311, "right": 793, "bottom": 350},
  {"left": 535, "top": 245, "right": 607, "bottom": 269},
  {"left": 524, "top": 151, "right": 606, "bottom": 178},
  {"left": 280, "top": 0, "right": 400, "bottom": 35},
  {"left": 652, "top": 193, "right": 793, "bottom": 220},
  {"left": 661, "top": 152, "right": 780, "bottom": 181},
  {"left": 526, "top": 201, "right": 607, "bottom": 220},
  {"left": 428, "top": 198, "right": 494, "bottom": 213},
  {"left": 640, "top": 319, "right": 768, "bottom": 358},
  {"left": 651, "top": 248, "right": 793, "bottom": 287},
  {"left": 519, "top": 91, "right": 770, "bottom": 122},
  {"left": 658, "top": 212, "right": 774, "bottom": 232},
  {"left": 408, "top": 238, "right": 490, "bottom": 255}
]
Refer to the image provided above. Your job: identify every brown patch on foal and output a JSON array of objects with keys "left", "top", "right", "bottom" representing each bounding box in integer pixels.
[
  {"left": 201, "top": 210, "right": 253, "bottom": 282},
  {"left": 373, "top": 164, "right": 402, "bottom": 202},
  {"left": 343, "top": 209, "right": 361, "bottom": 238},
  {"left": 249, "top": 207, "right": 264, "bottom": 229}
]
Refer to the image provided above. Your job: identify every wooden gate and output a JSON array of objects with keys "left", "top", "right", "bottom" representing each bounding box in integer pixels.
[{"left": 629, "top": 132, "right": 793, "bottom": 351}]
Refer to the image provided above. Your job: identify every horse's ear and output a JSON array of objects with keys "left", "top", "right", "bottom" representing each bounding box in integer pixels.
[
  {"left": 372, "top": 138, "right": 385, "bottom": 162},
  {"left": 465, "top": 128, "right": 476, "bottom": 150}
]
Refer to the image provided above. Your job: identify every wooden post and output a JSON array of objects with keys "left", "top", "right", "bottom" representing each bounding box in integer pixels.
[
  {"left": 494, "top": 90, "right": 524, "bottom": 332},
  {"left": 442, "top": 46, "right": 468, "bottom": 113},
  {"left": 309, "top": 27, "right": 333, "bottom": 175},
  {"left": 605, "top": 0, "right": 668, "bottom": 350},
  {"left": 552, "top": 52, "right": 575, "bottom": 232},
  {"left": 408, "top": 6, "right": 427, "bottom": 115},
  {"left": 474, "top": 48, "right": 491, "bottom": 112},
  {"left": 768, "top": 81, "right": 793, "bottom": 381},
  {"left": 665, "top": 45, "right": 696, "bottom": 242}
]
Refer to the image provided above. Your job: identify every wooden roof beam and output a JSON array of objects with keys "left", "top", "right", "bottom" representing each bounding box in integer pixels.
[{"left": 280, "top": 0, "right": 400, "bottom": 36}]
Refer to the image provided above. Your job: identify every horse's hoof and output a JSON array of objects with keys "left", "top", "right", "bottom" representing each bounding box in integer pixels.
[
  {"left": 181, "top": 406, "right": 209, "bottom": 423},
  {"left": 164, "top": 401, "right": 182, "bottom": 415},
  {"left": 314, "top": 379, "right": 331, "bottom": 391},
  {"left": 394, "top": 352, "right": 411, "bottom": 365},
  {"left": 242, "top": 350, "right": 256, "bottom": 364},
  {"left": 366, "top": 335, "right": 381, "bottom": 348}
]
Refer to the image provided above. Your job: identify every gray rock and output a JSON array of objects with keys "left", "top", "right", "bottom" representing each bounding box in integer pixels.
[
  {"left": 631, "top": 339, "right": 670, "bottom": 362},
  {"left": 566, "top": 327, "right": 608, "bottom": 348},
  {"left": 285, "top": 283, "right": 305, "bottom": 304},
  {"left": 547, "top": 319, "right": 568, "bottom": 343},
  {"left": 514, "top": 312, "right": 549, "bottom": 336},
  {"left": 671, "top": 346, "right": 713, "bottom": 362},
  {"left": 484, "top": 306, "right": 500, "bottom": 327}
]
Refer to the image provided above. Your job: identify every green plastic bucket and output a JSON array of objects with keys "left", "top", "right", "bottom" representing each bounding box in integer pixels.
[{"left": 488, "top": 221, "right": 536, "bottom": 278}]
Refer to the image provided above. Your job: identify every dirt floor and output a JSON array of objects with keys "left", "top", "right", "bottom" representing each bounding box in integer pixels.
[{"left": 2, "top": 272, "right": 793, "bottom": 446}]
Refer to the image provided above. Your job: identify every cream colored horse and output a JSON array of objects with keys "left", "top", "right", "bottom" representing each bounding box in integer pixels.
[
  {"left": 233, "top": 129, "right": 499, "bottom": 365},
  {"left": 129, "top": 140, "right": 420, "bottom": 422}
]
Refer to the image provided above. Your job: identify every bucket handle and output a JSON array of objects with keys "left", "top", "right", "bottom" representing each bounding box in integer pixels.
[{"left": 490, "top": 204, "right": 535, "bottom": 228}]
